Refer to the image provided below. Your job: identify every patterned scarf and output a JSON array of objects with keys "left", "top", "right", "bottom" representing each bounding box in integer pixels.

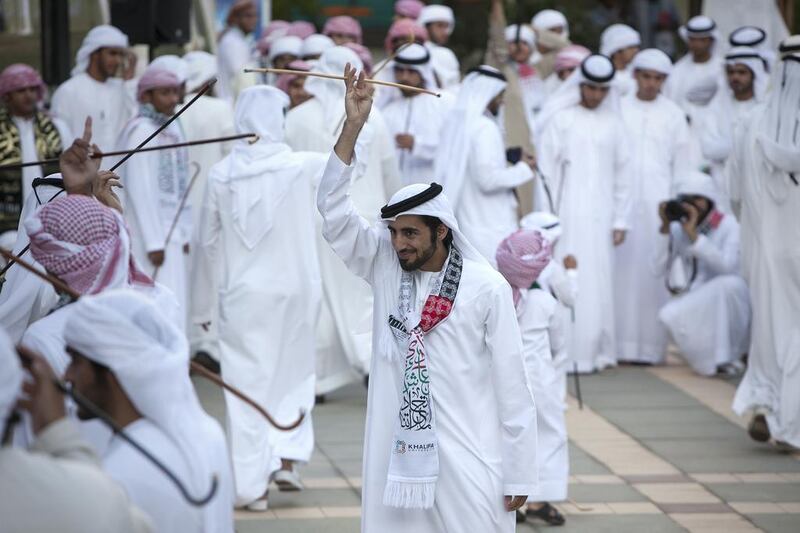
[
  {"left": 0, "top": 107, "right": 62, "bottom": 233},
  {"left": 138, "top": 104, "right": 189, "bottom": 198},
  {"left": 384, "top": 245, "right": 463, "bottom": 509}
]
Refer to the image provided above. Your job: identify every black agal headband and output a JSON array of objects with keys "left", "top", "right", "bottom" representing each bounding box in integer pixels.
[{"left": 380, "top": 183, "right": 443, "bottom": 219}]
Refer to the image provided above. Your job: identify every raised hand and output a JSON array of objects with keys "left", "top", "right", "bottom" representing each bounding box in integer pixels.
[
  {"left": 334, "top": 64, "right": 373, "bottom": 164},
  {"left": 60, "top": 117, "right": 101, "bottom": 196},
  {"left": 343, "top": 63, "right": 373, "bottom": 129}
]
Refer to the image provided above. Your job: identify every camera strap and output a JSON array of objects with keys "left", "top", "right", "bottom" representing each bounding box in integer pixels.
[{"left": 665, "top": 236, "right": 698, "bottom": 295}]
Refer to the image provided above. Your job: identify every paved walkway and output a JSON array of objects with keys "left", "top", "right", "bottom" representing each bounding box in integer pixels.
[{"left": 194, "top": 357, "right": 800, "bottom": 532}]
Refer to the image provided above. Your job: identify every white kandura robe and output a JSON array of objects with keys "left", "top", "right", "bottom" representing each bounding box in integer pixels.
[
  {"left": 699, "top": 94, "right": 759, "bottom": 214},
  {"left": 51, "top": 73, "right": 136, "bottom": 151},
  {"left": 426, "top": 43, "right": 461, "bottom": 89},
  {"left": 180, "top": 93, "right": 235, "bottom": 359},
  {"left": 192, "top": 151, "right": 325, "bottom": 505},
  {"left": 0, "top": 183, "right": 60, "bottom": 342},
  {"left": 104, "top": 418, "right": 202, "bottom": 533},
  {"left": 0, "top": 419, "right": 152, "bottom": 533},
  {"left": 516, "top": 289, "right": 568, "bottom": 502},
  {"left": 317, "top": 153, "right": 538, "bottom": 533},
  {"left": 217, "top": 28, "right": 252, "bottom": 104},
  {"left": 656, "top": 218, "right": 750, "bottom": 376},
  {"left": 536, "top": 105, "right": 632, "bottom": 373},
  {"left": 451, "top": 114, "right": 533, "bottom": 265},
  {"left": 117, "top": 116, "right": 192, "bottom": 331},
  {"left": 615, "top": 93, "right": 693, "bottom": 364},
  {"left": 664, "top": 55, "right": 722, "bottom": 122},
  {"left": 730, "top": 111, "right": 800, "bottom": 448},
  {"left": 382, "top": 93, "right": 452, "bottom": 185},
  {"left": 285, "top": 97, "right": 401, "bottom": 392}
]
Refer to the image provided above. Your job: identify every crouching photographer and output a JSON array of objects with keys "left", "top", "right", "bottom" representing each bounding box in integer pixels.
[{"left": 655, "top": 171, "right": 751, "bottom": 377}]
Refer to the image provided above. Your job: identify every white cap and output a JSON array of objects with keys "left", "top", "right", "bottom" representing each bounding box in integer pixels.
[
  {"left": 631, "top": 48, "right": 673, "bottom": 75},
  {"left": 600, "top": 24, "right": 641, "bottom": 57},
  {"left": 149, "top": 54, "right": 189, "bottom": 84},
  {"left": 268, "top": 35, "right": 303, "bottom": 62},
  {"left": 531, "top": 9, "right": 569, "bottom": 37},
  {"left": 301, "top": 33, "right": 334, "bottom": 58},
  {"left": 676, "top": 171, "right": 718, "bottom": 201},
  {"left": 418, "top": 5, "right": 455, "bottom": 35},
  {"left": 505, "top": 24, "right": 535, "bottom": 47}
]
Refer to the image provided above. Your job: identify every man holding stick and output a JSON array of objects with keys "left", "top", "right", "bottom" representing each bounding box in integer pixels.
[
  {"left": 116, "top": 66, "right": 191, "bottom": 331},
  {"left": 317, "top": 64, "right": 537, "bottom": 532}
]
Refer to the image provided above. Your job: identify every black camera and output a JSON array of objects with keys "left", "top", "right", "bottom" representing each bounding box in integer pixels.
[{"left": 664, "top": 199, "right": 688, "bottom": 222}]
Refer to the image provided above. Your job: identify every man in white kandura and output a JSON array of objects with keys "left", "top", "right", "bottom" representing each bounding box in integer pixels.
[
  {"left": 417, "top": 5, "right": 460, "bottom": 89},
  {"left": 382, "top": 44, "right": 451, "bottom": 185},
  {"left": 731, "top": 37, "right": 800, "bottom": 452},
  {"left": 63, "top": 290, "right": 234, "bottom": 532},
  {"left": 656, "top": 171, "right": 750, "bottom": 377},
  {"left": 116, "top": 67, "right": 191, "bottom": 331},
  {"left": 599, "top": 23, "right": 641, "bottom": 96},
  {"left": 286, "top": 46, "right": 401, "bottom": 395},
  {"left": 435, "top": 65, "right": 535, "bottom": 265},
  {"left": 665, "top": 16, "right": 722, "bottom": 121},
  {"left": 193, "top": 86, "right": 326, "bottom": 510},
  {"left": 535, "top": 54, "right": 632, "bottom": 373},
  {"left": 1, "top": 331, "right": 153, "bottom": 533},
  {"left": 496, "top": 229, "right": 568, "bottom": 527},
  {"left": 699, "top": 46, "right": 768, "bottom": 214},
  {"left": 51, "top": 25, "right": 136, "bottom": 152},
  {"left": 317, "top": 65, "right": 537, "bottom": 532},
  {"left": 217, "top": 0, "right": 258, "bottom": 104},
  {"left": 615, "top": 49, "right": 694, "bottom": 365}
]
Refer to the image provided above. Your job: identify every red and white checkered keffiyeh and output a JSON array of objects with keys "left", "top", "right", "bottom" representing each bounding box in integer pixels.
[
  {"left": 496, "top": 229, "right": 552, "bottom": 307},
  {"left": 25, "top": 195, "right": 153, "bottom": 295},
  {"left": 0, "top": 63, "right": 46, "bottom": 100}
]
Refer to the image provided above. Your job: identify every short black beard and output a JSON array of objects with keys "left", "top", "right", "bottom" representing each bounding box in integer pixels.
[{"left": 398, "top": 237, "right": 438, "bottom": 272}]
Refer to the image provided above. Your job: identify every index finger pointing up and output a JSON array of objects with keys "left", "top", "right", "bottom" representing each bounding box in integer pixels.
[{"left": 82, "top": 116, "right": 93, "bottom": 143}]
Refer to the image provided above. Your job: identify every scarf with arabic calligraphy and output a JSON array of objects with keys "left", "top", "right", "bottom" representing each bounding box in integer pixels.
[{"left": 383, "top": 245, "right": 462, "bottom": 509}]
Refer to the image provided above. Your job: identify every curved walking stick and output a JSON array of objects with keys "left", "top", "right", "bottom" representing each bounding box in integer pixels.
[{"left": 189, "top": 361, "right": 306, "bottom": 431}]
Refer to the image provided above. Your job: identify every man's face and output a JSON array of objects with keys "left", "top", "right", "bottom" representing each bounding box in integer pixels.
[
  {"left": 613, "top": 45, "right": 640, "bottom": 70},
  {"left": 634, "top": 69, "right": 667, "bottom": 101},
  {"left": 688, "top": 36, "right": 714, "bottom": 59},
  {"left": 508, "top": 41, "right": 532, "bottom": 64},
  {"left": 64, "top": 349, "right": 109, "bottom": 420},
  {"left": 557, "top": 66, "right": 576, "bottom": 81},
  {"left": 288, "top": 77, "right": 312, "bottom": 108},
  {"left": 394, "top": 66, "right": 425, "bottom": 96},
  {"left": 427, "top": 21, "right": 450, "bottom": 46},
  {"left": 92, "top": 47, "right": 125, "bottom": 79},
  {"left": 144, "top": 86, "right": 180, "bottom": 115},
  {"left": 388, "top": 215, "right": 441, "bottom": 271},
  {"left": 329, "top": 32, "right": 357, "bottom": 46},
  {"left": 3, "top": 86, "right": 39, "bottom": 118},
  {"left": 272, "top": 53, "right": 297, "bottom": 70},
  {"left": 580, "top": 83, "right": 609, "bottom": 109},
  {"left": 726, "top": 64, "right": 754, "bottom": 97},
  {"left": 236, "top": 6, "right": 258, "bottom": 34}
]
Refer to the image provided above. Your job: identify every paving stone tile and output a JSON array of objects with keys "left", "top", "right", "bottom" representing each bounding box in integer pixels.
[
  {"left": 557, "top": 502, "right": 614, "bottom": 515},
  {"left": 634, "top": 483, "right": 722, "bottom": 504},
  {"left": 729, "top": 502, "right": 785, "bottom": 514},
  {"left": 521, "top": 514, "right": 685, "bottom": 532},
  {"left": 734, "top": 474, "right": 787, "bottom": 483},
  {"left": 706, "top": 483, "right": 800, "bottom": 503},
  {"left": 622, "top": 474, "right": 691, "bottom": 484},
  {"left": 235, "top": 518, "right": 360, "bottom": 533},
  {"left": 607, "top": 502, "right": 663, "bottom": 515},
  {"left": 272, "top": 507, "right": 326, "bottom": 519},
  {"left": 574, "top": 474, "right": 624, "bottom": 484},
  {"left": 738, "top": 514, "right": 800, "bottom": 533},
  {"left": 668, "top": 512, "right": 761, "bottom": 532},
  {"left": 657, "top": 503, "right": 734, "bottom": 514},
  {"left": 320, "top": 506, "right": 361, "bottom": 518},
  {"left": 777, "top": 503, "right": 800, "bottom": 513},
  {"left": 267, "top": 488, "right": 361, "bottom": 508},
  {"left": 568, "top": 483, "right": 648, "bottom": 503},
  {"left": 691, "top": 473, "right": 741, "bottom": 484}
]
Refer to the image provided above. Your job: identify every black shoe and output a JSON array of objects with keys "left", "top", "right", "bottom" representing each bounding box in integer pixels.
[
  {"left": 315, "top": 394, "right": 326, "bottom": 405},
  {"left": 192, "top": 351, "right": 220, "bottom": 375},
  {"left": 515, "top": 510, "right": 527, "bottom": 523},
  {"left": 526, "top": 502, "right": 566, "bottom": 526},
  {"left": 363, "top": 374, "right": 369, "bottom": 389},
  {"left": 748, "top": 413, "right": 771, "bottom": 443}
]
